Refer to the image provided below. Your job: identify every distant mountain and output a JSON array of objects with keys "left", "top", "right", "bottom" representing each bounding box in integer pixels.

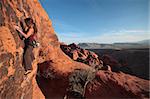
[
  {"left": 137, "top": 39, "right": 150, "bottom": 45},
  {"left": 78, "top": 40, "right": 149, "bottom": 49},
  {"left": 78, "top": 43, "right": 117, "bottom": 49}
]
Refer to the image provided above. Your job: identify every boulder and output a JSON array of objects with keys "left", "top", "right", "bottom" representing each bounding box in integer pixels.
[
  {"left": 60, "top": 43, "right": 102, "bottom": 69},
  {"left": 71, "top": 50, "right": 79, "bottom": 60}
]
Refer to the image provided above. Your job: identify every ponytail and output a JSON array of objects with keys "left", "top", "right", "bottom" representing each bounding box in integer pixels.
[{"left": 33, "top": 23, "right": 37, "bottom": 33}]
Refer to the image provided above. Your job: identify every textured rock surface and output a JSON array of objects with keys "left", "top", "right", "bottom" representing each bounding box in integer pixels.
[
  {"left": 60, "top": 43, "right": 102, "bottom": 69},
  {"left": 0, "top": 0, "right": 55, "bottom": 98},
  {"left": 86, "top": 71, "right": 150, "bottom": 98},
  {"left": 0, "top": 0, "right": 149, "bottom": 99}
]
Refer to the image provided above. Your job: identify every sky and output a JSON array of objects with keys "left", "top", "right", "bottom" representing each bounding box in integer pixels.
[{"left": 39, "top": 0, "right": 149, "bottom": 44}]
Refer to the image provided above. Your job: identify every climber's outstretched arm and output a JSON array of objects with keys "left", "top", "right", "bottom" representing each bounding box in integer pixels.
[{"left": 14, "top": 25, "right": 34, "bottom": 39}]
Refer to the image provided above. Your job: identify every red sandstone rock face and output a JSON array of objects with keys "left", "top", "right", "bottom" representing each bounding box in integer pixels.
[
  {"left": 60, "top": 43, "right": 102, "bottom": 68},
  {"left": 36, "top": 64, "right": 150, "bottom": 99},
  {"left": 0, "top": 0, "right": 56, "bottom": 98},
  {"left": 37, "top": 59, "right": 149, "bottom": 99},
  {"left": 85, "top": 71, "right": 150, "bottom": 99}
]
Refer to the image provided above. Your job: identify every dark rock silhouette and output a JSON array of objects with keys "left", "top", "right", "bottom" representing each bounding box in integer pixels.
[{"left": 90, "top": 48, "right": 149, "bottom": 80}]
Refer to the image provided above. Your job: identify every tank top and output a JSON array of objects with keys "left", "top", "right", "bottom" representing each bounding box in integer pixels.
[{"left": 24, "top": 27, "right": 36, "bottom": 46}]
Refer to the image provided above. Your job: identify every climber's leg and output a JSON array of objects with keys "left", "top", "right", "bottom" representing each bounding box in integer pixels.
[{"left": 24, "top": 45, "right": 34, "bottom": 73}]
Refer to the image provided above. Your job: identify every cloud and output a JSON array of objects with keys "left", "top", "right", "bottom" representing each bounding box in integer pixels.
[
  {"left": 57, "top": 29, "right": 150, "bottom": 44},
  {"left": 52, "top": 19, "right": 80, "bottom": 33},
  {"left": 52, "top": 19, "right": 150, "bottom": 44}
]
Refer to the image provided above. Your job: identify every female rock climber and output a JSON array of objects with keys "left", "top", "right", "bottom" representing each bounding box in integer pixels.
[{"left": 14, "top": 18, "right": 38, "bottom": 75}]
